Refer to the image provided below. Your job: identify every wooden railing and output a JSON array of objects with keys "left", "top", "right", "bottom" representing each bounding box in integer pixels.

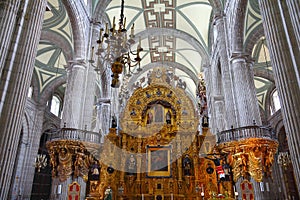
[
  {"left": 217, "top": 125, "right": 277, "bottom": 143},
  {"left": 46, "top": 128, "right": 102, "bottom": 143}
]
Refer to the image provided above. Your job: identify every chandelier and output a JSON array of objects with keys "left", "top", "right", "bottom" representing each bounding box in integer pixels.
[
  {"left": 93, "top": 0, "right": 143, "bottom": 88},
  {"left": 35, "top": 154, "right": 47, "bottom": 172}
]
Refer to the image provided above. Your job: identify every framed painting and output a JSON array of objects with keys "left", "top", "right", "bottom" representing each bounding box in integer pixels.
[{"left": 147, "top": 145, "right": 172, "bottom": 177}]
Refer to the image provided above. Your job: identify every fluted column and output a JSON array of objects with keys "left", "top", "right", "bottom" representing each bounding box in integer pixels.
[
  {"left": 286, "top": 0, "right": 300, "bottom": 56},
  {"left": 82, "top": 64, "right": 96, "bottom": 130},
  {"left": 258, "top": 0, "right": 300, "bottom": 194},
  {"left": 214, "top": 99, "right": 225, "bottom": 131},
  {"left": 230, "top": 54, "right": 261, "bottom": 127},
  {"left": 98, "top": 101, "right": 111, "bottom": 137},
  {"left": 0, "top": 0, "right": 47, "bottom": 198},
  {"left": 0, "top": 0, "right": 21, "bottom": 74},
  {"left": 61, "top": 61, "right": 87, "bottom": 129},
  {"left": 214, "top": 15, "right": 237, "bottom": 129}
]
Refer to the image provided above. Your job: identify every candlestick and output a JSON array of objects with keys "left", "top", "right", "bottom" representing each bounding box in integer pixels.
[{"left": 131, "top": 23, "right": 135, "bottom": 37}]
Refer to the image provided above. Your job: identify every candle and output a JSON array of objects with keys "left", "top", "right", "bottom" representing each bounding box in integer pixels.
[
  {"left": 131, "top": 23, "right": 135, "bottom": 36},
  {"left": 142, "top": 194, "right": 144, "bottom": 200},
  {"left": 123, "top": 17, "right": 126, "bottom": 28},
  {"left": 171, "top": 193, "right": 173, "bottom": 200},
  {"left": 90, "top": 46, "right": 94, "bottom": 60},
  {"left": 105, "top": 23, "right": 108, "bottom": 34},
  {"left": 99, "top": 29, "right": 103, "bottom": 41}
]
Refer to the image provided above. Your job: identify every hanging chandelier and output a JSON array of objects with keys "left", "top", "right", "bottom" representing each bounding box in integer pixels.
[{"left": 93, "top": 0, "right": 143, "bottom": 88}]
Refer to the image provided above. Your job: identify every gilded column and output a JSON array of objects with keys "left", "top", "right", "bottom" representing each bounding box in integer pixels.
[
  {"left": 258, "top": 0, "right": 300, "bottom": 194},
  {"left": 0, "top": 0, "right": 47, "bottom": 198}
]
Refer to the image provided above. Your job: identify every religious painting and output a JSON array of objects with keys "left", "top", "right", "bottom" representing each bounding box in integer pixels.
[
  {"left": 68, "top": 181, "right": 80, "bottom": 200},
  {"left": 240, "top": 180, "right": 254, "bottom": 200},
  {"left": 147, "top": 145, "right": 171, "bottom": 177}
]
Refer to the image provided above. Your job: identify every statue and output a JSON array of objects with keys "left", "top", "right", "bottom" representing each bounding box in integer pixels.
[
  {"left": 111, "top": 115, "right": 117, "bottom": 128},
  {"left": 127, "top": 154, "right": 137, "bottom": 175},
  {"left": 104, "top": 187, "right": 112, "bottom": 200},
  {"left": 166, "top": 110, "right": 171, "bottom": 124},
  {"left": 183, "top": 155, "right": 192, "bottom": 176}
]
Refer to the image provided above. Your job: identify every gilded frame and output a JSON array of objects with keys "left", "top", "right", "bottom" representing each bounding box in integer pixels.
[{"left": 147, "top": 145, "right": 172, "bottom": 177}]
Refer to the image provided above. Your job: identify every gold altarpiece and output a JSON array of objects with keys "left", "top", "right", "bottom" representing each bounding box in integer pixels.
[
  {"left": 86, "top": 68, "right": 234, "bottom": 200},
  {"left": 46, "top": 68, "right": 278, "bottom": 200}
]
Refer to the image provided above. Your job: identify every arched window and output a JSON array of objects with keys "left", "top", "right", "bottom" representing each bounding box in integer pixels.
[
  {"left": 270, "top": 90, "right": 281, "bottom": 115},
  {"left": 50, "top": 95, "right": 61, "bottom": 117}
]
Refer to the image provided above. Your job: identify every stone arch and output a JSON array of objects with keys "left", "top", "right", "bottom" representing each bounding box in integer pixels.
[
  {"left": 243, "top": 24, "right": 265, "bottom": 54},
  {"left": 60, "top": 0, "right": 89, "bottom": 58},
  {"left": 40, "top": 31, "right": 73, "bottom": 61},
  {"left": 135, "top": 28, "right": 210, "bottom": 66}
]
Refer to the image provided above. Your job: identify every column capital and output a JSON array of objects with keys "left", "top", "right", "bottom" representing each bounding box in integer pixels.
[
  {"left": 97, "top": 98, "right": 111, "bottom": 104},
  {"left": 65, "top": 58, "right": 87, "bottom": 70},
  {"left": 230, "top": 52, "right": 249, "bottom": 63}
]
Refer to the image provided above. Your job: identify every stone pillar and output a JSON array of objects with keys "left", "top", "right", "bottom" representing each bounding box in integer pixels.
[
  {"left": 286, "top": 0, "right": 300, "bottom": 50},
  {"left": 0, "top": 0, "right": 47, "bottom": 198},
  {"left": 82, "top": 65, "right": 96, "bottom": 130},
  {"left": 214, "top": 99, "right": 225, "bottom": 131},
  {"left": 0, "top": 0, "right": 21, "bottom": 74},
  {"left": 98, "top": 101, "right": 111, "bottom": 137},
  {"left": 230, "top": 54, "right": 261, "bottom": 127},
  {"left": 214, "top": 15, "right": 238, "bottom": 129},
  {"left": 258, "top": 0, "right": 300, "bottom": 194},
  {"left": 61, "top": 60, "right": 87, "bottom": 129}
]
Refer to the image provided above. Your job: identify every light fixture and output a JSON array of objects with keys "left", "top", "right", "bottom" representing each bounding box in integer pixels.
[
  {"left": 35, "top": 154, "right": 47, "bottom": 172},
  {"left": 277, "top": 151, "right": 291, "bottom": 170},
  {"left": 93, "top": 0, "right": 143, "bottom": 88}
]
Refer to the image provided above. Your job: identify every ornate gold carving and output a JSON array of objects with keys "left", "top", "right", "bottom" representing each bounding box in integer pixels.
[
  {"left": 46, "top": 140, "right": 97, "bottom": 182},
  {"left": 219, "top": 138, "right": 278, "bottom": 182}
]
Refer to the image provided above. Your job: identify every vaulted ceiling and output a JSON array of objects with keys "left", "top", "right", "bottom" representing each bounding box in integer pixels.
[{"left": 35, "top": 0, "right": 274, "bottom": 113}]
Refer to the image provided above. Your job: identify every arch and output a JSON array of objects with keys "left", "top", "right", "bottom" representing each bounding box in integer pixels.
[
  {"left": 40, "top": 31, "right": 73, "bottom": 61},
  {"left": 61, "top": 0, "right": 89, "bottom": 58},
  {"left": 135, "top": 28, "right": 210, "bottom": 66},
  {"left": 243, "top": 24, "right": 265, "bottom": 54}
]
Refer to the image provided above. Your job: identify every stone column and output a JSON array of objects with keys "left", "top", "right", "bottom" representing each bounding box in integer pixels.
[
  {"left": 98, "top": 100, "right": 111, "bottom": 137},
  {"left": 214, "top": 15, "right": 238, "bottom": 129},
  {"left": 258, "top": 0, "right": 300, "bottom": 194},
  {"left": 82, "top": 65, "right": 96, "bottom": 130},
  {"left": 230, "top": 54, "right": 261, "bottom": 127},
  {"left": 0, "top": 0, "right": 21, "bottom": 74},
  {"left": 0, "top": 0, "right": 47, "bottom": 198},
  {"left": 286, "top": 0, "right": 300, "bottom": 61},
  {"left": 61, "top": 60, "right": 87, "bottom": 129}
]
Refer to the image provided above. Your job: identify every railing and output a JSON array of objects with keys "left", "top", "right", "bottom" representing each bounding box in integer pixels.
[
  {"left": 46, "top": 128, "right": 102, "bottom": 144},
  {"left": 217, "top": 125, "right": 277, "bottom": 144}
]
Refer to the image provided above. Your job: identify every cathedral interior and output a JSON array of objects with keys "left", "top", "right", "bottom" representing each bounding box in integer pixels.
[{"left": 0, "top": 0, "right": 299, "bottom": 200}]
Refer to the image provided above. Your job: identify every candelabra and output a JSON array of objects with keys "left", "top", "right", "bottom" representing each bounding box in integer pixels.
[
  {"left": 93, "top": 0, "right": 143, "bottom": 88},
  {"left": 277, "top": 152, "right": 291, "bottom": 170},
  {"left": 35, "top": 154, "right": 47, "bottom": 172}
]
